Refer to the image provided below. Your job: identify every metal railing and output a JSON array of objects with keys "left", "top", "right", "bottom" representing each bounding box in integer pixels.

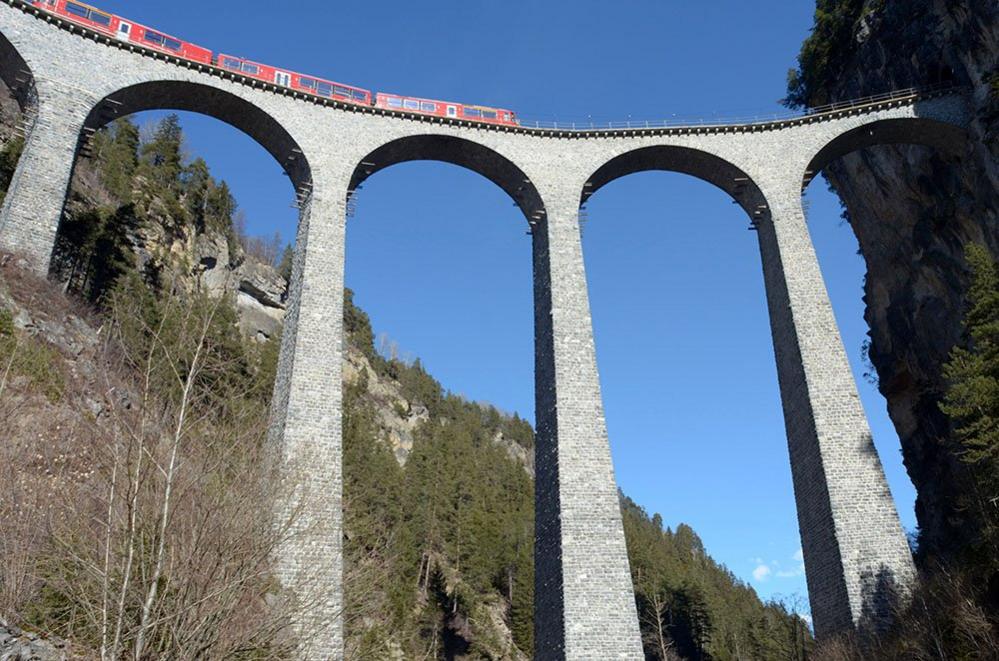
[{"left": 518, "top": 84, "right": 961, "bottom": 132}]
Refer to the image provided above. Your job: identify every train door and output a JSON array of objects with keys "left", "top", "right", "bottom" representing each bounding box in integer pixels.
[
  {"left": 446, "top": 105, "right": 457, "bottom": 118},
  {"left": 275, "top": 71, "right": 291, "bottom": 87},
  {"left": 117, "top": 20, "right": 131, "bottom": 40}
]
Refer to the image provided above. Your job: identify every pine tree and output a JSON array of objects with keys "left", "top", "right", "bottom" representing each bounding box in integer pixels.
[
  {"left": 277, "top": 244, "right": 294, "bottom": 282},
  {"left": 98, "top": 118, "right": 140, "bottom": 201},
  {"left": 0, "top": 133, "right": 23, "bottom": 204},
  {"left": 140, "top": 114, "right": 183, "bottom": 188},
  {"left": 182, "top": 157, "right": 212, "bottom": 229},
  {"left": 206, "top": 180, "right": 237, "bottom": 236},
  {"left": 941, "top": 242, "right": 999, "bottom": 566}
]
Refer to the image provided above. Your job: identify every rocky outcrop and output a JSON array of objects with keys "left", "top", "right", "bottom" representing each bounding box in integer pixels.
[
  {"left": 809, "top": 2, "right": 998, "bottom": 559},
  {"left": 343, "top": 346, "right": 430, "bottom": 465},
  {"left": 194, "top": 232, "right": 287, "bottom": 341},
  {"left": 341, "top": 345, "right": 533, "bottom": 474},
  {"left": 0, "top": 619, "right": 68, "bottom": 661}
]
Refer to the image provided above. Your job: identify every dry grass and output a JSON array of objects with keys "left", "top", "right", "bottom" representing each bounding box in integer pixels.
[
  {"left": 0, "top": 258, "right": 303, "bottom": 659},
  {"left": 812, "top": 565, "right": 999, "bottom": 661}
]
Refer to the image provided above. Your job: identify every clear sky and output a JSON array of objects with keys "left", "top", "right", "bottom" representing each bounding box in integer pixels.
[{"left": 87, "top": 0, "right": 919, "bottom": 617}]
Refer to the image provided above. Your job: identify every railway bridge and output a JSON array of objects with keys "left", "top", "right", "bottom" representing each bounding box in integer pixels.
[{"left": 0, "top": 1, "right": 973, "bottom": 658}]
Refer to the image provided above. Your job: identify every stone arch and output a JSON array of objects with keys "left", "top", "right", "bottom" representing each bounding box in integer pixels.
[
  {"left": 797, "top": 110, "right": 975, "bottom": 581},
  {"left": 0, "top": 28, "right": 36, "bottom": 112},
  {"left": 582, "top": 145, "right": 769, "bottom": 225},
  {"left": 348, "top": 134, "right": 544, "bottom": 224},
  {"left": 783, "top": 111, "right": 971, "bottom": 637},
  {"left": 81, "top": 80, "right": 312, "bottom": 190},
  {"left": 802, "top": 116, "right": 967, "bottom": 189}
]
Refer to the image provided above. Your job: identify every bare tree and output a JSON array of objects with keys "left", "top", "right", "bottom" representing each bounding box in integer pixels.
[
  {"left": 1, "top": 273, "right": 306, "bottom": 659},
  {"left": 640, "top": 588, "right": 681, "bottom": 661}
]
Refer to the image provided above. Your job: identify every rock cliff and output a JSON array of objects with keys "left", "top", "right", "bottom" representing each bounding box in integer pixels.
[{"left": 794, "top": 1, "right": 998, "bottom": 559}]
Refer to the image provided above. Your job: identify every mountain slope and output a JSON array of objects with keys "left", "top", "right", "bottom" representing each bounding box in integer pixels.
[{"left": 0, "top": 105, "right": 808, "bottom": 659}]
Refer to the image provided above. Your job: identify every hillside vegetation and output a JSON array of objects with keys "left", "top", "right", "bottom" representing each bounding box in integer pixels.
[{"left": 0, "top": 107, "right": 810, "bottom": 658}]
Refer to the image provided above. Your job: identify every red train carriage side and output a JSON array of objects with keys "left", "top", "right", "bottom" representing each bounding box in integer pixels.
[
  {"left": 216, "top": 54, "right": 371, "bottom": 106},
  {"left": 31, "top": 1, "right": 212, "bottom": 63},
  {"left": 295, "top": 73, "right": 371, "bottom": 106},
  {"left": 374, "top": 93, "right": 518, "bottom": 126},
  {"left": 31, "top": 0, "right": 115, "bottom": 33},
  {"left": 128, "top": 22, "right": 211, "bottom": 63},
  {"left": 31, "top": 1, "right": 520, "bottom": 126},
  {"left": 460, "top": 104, "right": 518, "bottom": 126}
]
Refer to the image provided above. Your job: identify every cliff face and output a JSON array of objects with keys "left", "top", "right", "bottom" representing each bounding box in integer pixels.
[{"left": 800, "top": 2, "right": 998, "bottom": 559}]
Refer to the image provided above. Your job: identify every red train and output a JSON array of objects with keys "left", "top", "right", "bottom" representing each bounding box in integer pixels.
[
  {"left": 31, "top": 0, "right": 212, "bottom": 63},
  {"left": 374, "top": 93, "right": 517, "bottom": 125},
  {"left": 30, "top": 0, "right": 519, "bottom": 127},
  {"left": 217, "top": 54, "right": 372, "bottom": 105}
]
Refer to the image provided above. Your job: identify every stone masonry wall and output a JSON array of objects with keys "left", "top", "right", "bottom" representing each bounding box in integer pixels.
[{"left": 0, "top": 0, "right": 977, "bottom": 652}]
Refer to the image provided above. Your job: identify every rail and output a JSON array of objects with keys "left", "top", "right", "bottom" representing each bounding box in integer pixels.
[{"left": 518, "top": 84, "right": 960, "bottom": 132}]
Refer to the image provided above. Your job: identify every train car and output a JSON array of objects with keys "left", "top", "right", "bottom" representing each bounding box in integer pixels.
[
  {"left": 31, "top": 1, "right": 212, "bottom": 64},
  {"left": 32, "top": 1, "right": 520, "bottom": 126},
  {"left": 374, "top": 93, "right": 518, "bottom": 126},
  {"left": 128, "top": 21, "right": 212, "bottom": 63},
  {"left": 32, "top": 0, "right": 116, "bottom": 33},
  {"left": 216, "top": 54, "right": 371, "bottom": 105}
]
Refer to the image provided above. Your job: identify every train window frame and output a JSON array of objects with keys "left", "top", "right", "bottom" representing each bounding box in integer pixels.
[
  {"left": 89, "top": 10, "right": 112, "bottom": 26},
  {"left": 65, "top": 2, "right": 88, "bottom": 18}
]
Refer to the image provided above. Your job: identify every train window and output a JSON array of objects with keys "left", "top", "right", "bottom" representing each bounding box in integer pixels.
[
  {"left": 352, "top": 90, "right": 367, "bottom": 101},
  {"left": 403, "top": 99, "right": 419, "bottom": 110},
  {"left": 65, "top": 2, "right": 88, "bottom": 17},
  {"left": 222, "top": 57, "right": 241, "bottom": 70},
  {"left": 143, "top": 31, "right": 164, "bottom": 46},
  {"left": 90, "top": 11, "right": 111, "bottom": 26},
  {"left": 164, "top": 37, "right": 182, "bottom": 51},
  {"left": 316, "top": 82, "right": 333, "bottom": 96},
  {"left": 386, "top": 97, "right": 403, "bottom": 108},
  {"left": 482, "top": 110, "right": 497, "bottom": 119},
  {"left": 241, "top": 62, "right": 259, "bottom": 74},
  {"left": 420, "top": 102, "right": 436, "bottom": 112},
  {"left": 333, "top": 86, "right": 351, "bottom": 97},
  {"left": 299, "top": 77, "right": 316, "bottom": 89},
  {"left": 464, "top": 108, "right": 482, "bottom": 118}
]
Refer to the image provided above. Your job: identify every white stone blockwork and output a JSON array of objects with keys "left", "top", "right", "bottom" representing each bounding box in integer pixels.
[{"left": 0, "top": 0, "right": 973, "bottom": 655}]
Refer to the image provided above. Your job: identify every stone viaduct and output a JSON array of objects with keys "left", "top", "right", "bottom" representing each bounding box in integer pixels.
[{"left": 0, "top": 1, "right": 973, "bottom": 658}]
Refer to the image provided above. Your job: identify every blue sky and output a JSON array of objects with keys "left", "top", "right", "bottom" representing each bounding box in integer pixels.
[{"left": 88, "top": 0, "right": 919, "bottom": 615}]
